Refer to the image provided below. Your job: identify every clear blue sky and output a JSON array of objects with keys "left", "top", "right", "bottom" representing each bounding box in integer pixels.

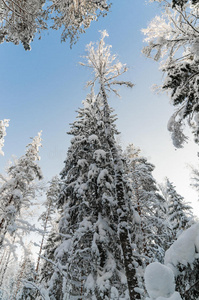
[{"left": 1, "top": 1, "right": 198, "bottom": 213}]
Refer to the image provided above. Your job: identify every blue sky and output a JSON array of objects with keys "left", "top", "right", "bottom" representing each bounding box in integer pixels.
[{"left": 1, "top": 1, "right": 199, "bottom": 214}]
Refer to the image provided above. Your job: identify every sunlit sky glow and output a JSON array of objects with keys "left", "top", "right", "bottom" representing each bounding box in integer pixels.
[{"left": 1, "top": 0, "right": 199, "bottom": 216}]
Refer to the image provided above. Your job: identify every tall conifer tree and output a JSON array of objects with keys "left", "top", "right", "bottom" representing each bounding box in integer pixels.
[
  {"left": 124, "top": 144, "right": 169, "bottom": 265},
  {"left": 35, "top": 176, "right": 61, "bottom": 279},
  {"left": 48, "top": 32, "right": 140, "bottom": 300},
  {"left": 162, "top": 178, "right": 193, "bottom": 240},
  {"left": 15, "top": 255, "right": 36, "bottom": 300},
  {"left": 0, "top": 132, "right": 43, "bottom": 246}
]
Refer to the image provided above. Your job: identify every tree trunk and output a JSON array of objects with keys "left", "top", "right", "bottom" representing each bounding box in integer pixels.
[
  {"left": 0, "top": 194, "right": 14, "bottom": 246},
  {"left": 100, "top": 83, "right": 141, "bottom": 300}
]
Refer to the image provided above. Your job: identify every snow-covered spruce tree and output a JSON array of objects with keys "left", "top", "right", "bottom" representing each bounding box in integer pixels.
[
  {"left": 123, "top": 145, "right": 171, "bottom": 299},
  {"left": 142, "top": 0, "right": 199, "bottom": 147},
  {"left": 35, "top": 175, "right": 61, "bottom": 279},
  {"left": 162, "top": 178, "right": 193, "bottom": 241},
  {"left": 14, "top": 255, "right": 36, "bottom": 300},
  {"left": 48, "top": 90, "right": 130, "bottom": 299},
  {"left": 80, "top": 31, "right": 140, "bottom": 300},
  {"left": 0, "top": 131, "right": 43, "bottom": 246},
  {"left": 124, "top": 144, "right": 170, "bottom": 265},
  {"left": 0, "top": 119, "right": 9, "bottom": 156},
  {"left": 39, "top": 220, "right": 61, "bottom": 289},
  {"left": 49, "top": 32, "right": 140, "bottom": 300}
]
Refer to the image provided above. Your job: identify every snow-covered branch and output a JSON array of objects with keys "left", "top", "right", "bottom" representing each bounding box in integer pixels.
[{"left": 0, "top": 119, "right": 9, "bottom": 156}]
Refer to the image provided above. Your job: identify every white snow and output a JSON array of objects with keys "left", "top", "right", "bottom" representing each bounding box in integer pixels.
[
  {"left": 151, "top": 292, "right": 182, "bottom": 300},
  {"left": 194, "top": 112, "right": 199, "bottom": 125},
  {"left": 78, "top": 218, "right": 92, "bottom": 232},
  {"left": 192, "top": 38, "right": 199, "bottom": 61},
  {"left": 88, "top": 134, "right": 99, "bottom": 143},
  {"left": 88, "top": 163, "right": 99, "bottom": 179},
  {"left": 93, "top": 149, "right": 106, "bottom": 162},
  {"left": 77, "top": 159, "right": 88, "bottom": 168},
  {"left": 13, "top": 189, "right": 22, "bottom": 200},
  {"left": 165, "top": 223, "right": 199, "bottom": 275},
  {"left": 0, "top": 119, "right": 9, "bottom": 156},
  {"left": 145, "top": 224, "right": 199, "bottom": 300},
  {"left": 144, "top": 262, "right": 176, "bottom": 299},
  {"left": 111, "top": 286, "right": 119, "bottom": 298},
  {"left": 6, "top": 205, "right": 16, "bottom": 215},
  {"left": 85, "top": 273, "right": 95, "bottom": 291},
  {"left": 97, "top": 169, "right": 108, "bottom": 184},
  {"left": 133, "top": 210, "right": 141, "bottom": 224},
  {"left": 55, "top": 239, "right": 72, "bottom": 259}
]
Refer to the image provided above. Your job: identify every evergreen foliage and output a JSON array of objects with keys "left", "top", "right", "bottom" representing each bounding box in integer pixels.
[
  {"left": 35, "top": 176, "right": 61, "bottom": 279},
  {"left": 162, "top": 178, "right": 193, "bottom": 239},
  {"left": 190, "top": 166, "right": 199, "bottom": 197},
  {"left": 48, "top": 91, "right": 130, "bottom": 299},
  {"left": 0, "top": 0, "right": 111, "bottom": 49},
  {"left": 0, "top": 132, "right": 43, "bottom": 246},
  {"left": 39, "top": 222, "right": 61, "bottom": 287},
  {"left": 124, "top": 144, "right": 170, "bottom": 265},
  {"left": 175, "top": 259, "right": 199, "bottom": 300},
  {"left": 15, "top": 256, "right": 36, "bottom": 300},
  {"left": 48, "top": 32, "right": 140, "bottom": 300},
  {"left": 142, "top": 0, "right": 199, "bottom": 147},
  {"left": 172, "top": 0, "right": 199, "bottom": 7},
  {"left": 0, "top": 4, "right": 198, "bottom": 298},
  {"left": 0, "top": 243, "right": 18, "bottom": 299}
]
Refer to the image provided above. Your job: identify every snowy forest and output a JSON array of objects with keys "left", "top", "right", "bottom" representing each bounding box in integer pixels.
[{"left": 1, "top": 0, "right": 199, "bottom": 299}]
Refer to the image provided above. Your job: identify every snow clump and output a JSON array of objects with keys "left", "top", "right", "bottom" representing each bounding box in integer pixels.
[
  {"left": 165, "top": 223, "right": 199, "bottom": 275},
  {"left": 144, "top": 262, "right": 182, "bottom": 300}
]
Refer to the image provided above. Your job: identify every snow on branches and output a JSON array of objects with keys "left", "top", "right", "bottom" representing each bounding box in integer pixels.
[
  {"left": 0, "top": 131, "right": 43, "bottom": 246},
  {"left": 0, "top": 0, "right": 111, "bottom": 49},
  {"left": 48, "top": 0, "right": 111, "bottom": 45},
  {"left": 80, "top": 30, "right": 134, "bottom": 96},
  {"left": 142, "top": 0, "right": 199, "bottom": 147},
  {"left": 0, "top": 0, "right": 46, "bottom": 50},
  {"left": 47, "top": 32, "right": 143, "bottom": 300},
  {"left": 145, "top": 262, "right": 182, "bottom": 300},
  {"left": 0, "top": 119, "right": 9, "bottom": 156},
  {"left": 144, "top": 223, "right": 199, "bottom": 300}
]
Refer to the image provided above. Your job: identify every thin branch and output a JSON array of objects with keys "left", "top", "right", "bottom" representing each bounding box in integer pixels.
[
  {"left": 183, "top": 278, "right": 199, "bottom": 295},
  {"left": 176, "top": 7, "right": 199, "bottom": 34}
]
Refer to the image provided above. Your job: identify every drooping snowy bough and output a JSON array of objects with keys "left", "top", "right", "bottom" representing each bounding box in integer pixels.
[
  {"left": 145, "top": 262, "right": 182, "bottom": 300},
  {"left": 145, "top": 223, "right": 199, "bottom": 300},
  {"left": 142, "top": 0, "right": 199, "bottom": 147},
  {"left": 0, "top": 0, "right": 111, "bottom": 49}
]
